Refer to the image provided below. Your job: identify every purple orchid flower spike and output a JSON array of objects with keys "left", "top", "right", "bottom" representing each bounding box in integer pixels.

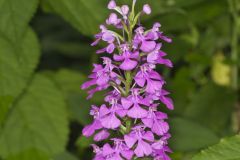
[{"left": 81, "top": 1, "right": 174, "bottom": 159}]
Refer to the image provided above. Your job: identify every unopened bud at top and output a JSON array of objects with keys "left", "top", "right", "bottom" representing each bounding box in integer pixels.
[
  {"left": 108, "top": 0, "right": 116, "bottom": 9},
  {"left": 106, "top": 13, "right": 119, "bottom": 25},
  {"left": 121, "top": 5, "right": 129, "bottom": 15},
  {"left": 143, "top": 4, "right": 151, "bottom": 15}
]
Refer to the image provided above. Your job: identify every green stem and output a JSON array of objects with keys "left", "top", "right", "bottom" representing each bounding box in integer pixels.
[
  {"left": 228, "top": 0, "right": 239, "bottom": 92},
  {"left": 125, "top": 71, "right": 132, "bottom": 95}
]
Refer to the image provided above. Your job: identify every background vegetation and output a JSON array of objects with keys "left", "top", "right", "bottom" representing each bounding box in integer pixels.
[{"left": 0, "top": 0, "right": 239, "bottom": 159}]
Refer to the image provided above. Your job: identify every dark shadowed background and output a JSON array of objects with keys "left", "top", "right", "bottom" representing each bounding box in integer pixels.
[{"left": 0, "top": 0, "right": 239, "bottom": 160}]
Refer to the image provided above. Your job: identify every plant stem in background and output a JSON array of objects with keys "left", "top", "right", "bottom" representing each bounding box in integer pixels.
[
  {"left": 228, "top": 0, "right": 240, "bottom": 132},
  {"left": 228, "top": 0, "right": 239, "bottom": 92}
]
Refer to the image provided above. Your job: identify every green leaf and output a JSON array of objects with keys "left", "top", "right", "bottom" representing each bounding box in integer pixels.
[
  {"left": 0, "top": 74, "right": 69, "bottom": 159},
  {"left": 0, "top": 96, "right": 13, "bottom": 126},
  {"left": 0, "top": 0, "right": 38, "bottom": 42},
  {"left": 0, "top": 28, "right": 40, "bottom": 125},
  {"left": 5, "top": 149, "right": 49, "bottom": 160},
  {"left": 54, "top": 152, "right": 78, "bottom": 160},
  {"left": 184, "top": 83, "right": 236, "bottom": 135},
  {"left": 169, "top": 117, "right": 219, "bottom": 152},
  {"left": 192, "top": 135, "right": 240, "bottom": 160},
  {"left": 44, "top": 69, "right": 104, "bottom": 125},
  {"left": 41, "top": 0, "right": 108, "bottom": 36}
]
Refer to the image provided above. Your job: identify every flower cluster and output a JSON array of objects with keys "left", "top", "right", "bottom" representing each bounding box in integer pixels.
[{"left": 81, "top": 0, "right": 174, "bottom": 159}]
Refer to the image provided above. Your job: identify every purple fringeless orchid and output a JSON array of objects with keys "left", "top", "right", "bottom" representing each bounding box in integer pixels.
[{"left": 81, "top": 0, "right": 174, "bottom": 159}]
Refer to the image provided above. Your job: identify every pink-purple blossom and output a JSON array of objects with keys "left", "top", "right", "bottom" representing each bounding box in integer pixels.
[{"left": 81, "top": 0, "right": 174, "bottom": 159}]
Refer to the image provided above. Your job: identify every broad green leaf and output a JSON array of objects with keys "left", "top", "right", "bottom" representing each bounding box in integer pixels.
[
  {"left": 169, "top": 117, "right": 219, "bottom": 151},
  {"left": 54, "top": 152, "right": 78, "bottom": 160},
  {"left": 41, "top": 0, "right": 108, "bottom": 36},
  {"left": 184, "top": 83, "right": 236, "bottom": 135},
  {"left": 0, "top": 28, "right": 40, "bottom": 98},
  {"left": 0, "top": 74, "right": 69, "bottom": 159},
  {"left": 192, "top": 135, "right": 240, "bottom": 160},
  {"left": 45, "top": 69, "right": 104, "bottom": 125},
  {"left": 0, "top": 0, "right": 38, "bottom": 42},
  {"left": 0, "top": 96, "right": 13, "bottom": 126},
  {"left": 5, "top": 148, "right": 49, "bottom": 160}
]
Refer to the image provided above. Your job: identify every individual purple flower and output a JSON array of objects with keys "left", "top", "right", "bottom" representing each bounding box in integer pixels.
[
  {"left": 147, "top": 43, "right": 173, "bottom": 68},
  {"left": 104, "top": 89, "right": 121, "bottom": 102},
  {"left": 106, "top": 13, "right": 121, "bottom": 27},
  {"left": 102, "top": 139, "right": 134, "bottom": 160},
  {"left": 82, "top": 105, "right": 103, "bottom": 137},
  {"left": 152, "top": 134, "right": 172, "bottom": 160},
  {"left": 81, "top": 58, "right": 119, "bottom": 98},
  {"left": 142, "top": 105, "right": 169, "bottom": 135},
  {"left": 143, "top": 4, "right": 151, "bottom": 15},
  {"left": 121, "top": 5, "right": 129, "bottom": 16},
  {"left": 114, "top": 44, "right": 139, "bottom": 70},
  {"left": 124, "top": 125, "right": 154, "bottom": 157},
  {"left": 134, "top": 26, "right": 156, "bottom": 53},
  {"left": 100, "top": 98, "right": 127, "bottom": 129},
  {"left": 92, "top": 144, "right": 104, "bottom": 160},
  {"left": 135, "top": 64, "right": 165, "bottom": 93},
  {"left": 146, "top": 22, "right": 172, "bottom": 43},
  {"left": 92, "top": 25, "right": 116, "bottom": 54},
  {"left": 121, "top": 89, "right": 150, "bottom": 118}
]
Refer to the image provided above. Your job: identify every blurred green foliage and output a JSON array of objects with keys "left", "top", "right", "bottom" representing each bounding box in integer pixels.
[{"left": 0, "top": 0, "right": 239, "bottom": 160}]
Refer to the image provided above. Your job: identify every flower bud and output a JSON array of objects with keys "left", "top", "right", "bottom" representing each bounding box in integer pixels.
[
  {"left": 108, "top": 0, "right": 116, "bottom": 9},
  {"left": 121, "top": 5, "right": 129, "bottom": 15},
  {"left": 106, "top": 13, "right": 118, "bottom": 25},
  {"left": 143, "top": 4, "right": 151, "bottom": 15}
]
